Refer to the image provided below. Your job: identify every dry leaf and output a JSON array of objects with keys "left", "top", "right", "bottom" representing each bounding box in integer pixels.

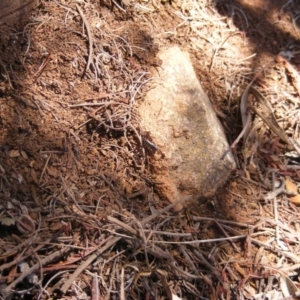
[
  {"left": 248, "top": 87, "right": 290, "bottom": 144},
  {"left": 50, "top": 221, "right": 63, "bottom": 231},
  {"left": 7, "top": 265, "right": 17, "bottom": 284},
  {"left": 0, "top": 163, "right": 5, "bottom": 173},
  {"left": 8, "top": 149, "right": 20, "bottom": 158},
  {"left": 0, "top": 217, "right": 16, "bottom": 226},
  {"left": 17, "top": 215, "right": 36, "bottom": 234},
  {"left": 160, "top": 273, "right": 183, "bottom": 300},
  {"left": 30, "top": 168, "right": 38, "bottom": 184},
  {"left": 285, "top": 177, "right": 300, "bottom": 205},
  {"left": 280, "top": 273, "right": 299, "bottom": 297},
  {"left": 20, "top": 150, "right": 28, "bottom": 159},
  {"left": 47, "top": 166, "right": 59, "bottom": 178},
  {"left": 160, "top": 274, "right": 173, "bottom": 300},
  {"left": 172, "top": 295, "right": 182, "bottom": 300},
  {"left": 276, "top": 55, "right": 300, "bottom": 96}
]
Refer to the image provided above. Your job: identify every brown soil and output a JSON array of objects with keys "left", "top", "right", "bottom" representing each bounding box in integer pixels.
[{"left": 1, "top": 0, "right": 300, "bottom": 299}]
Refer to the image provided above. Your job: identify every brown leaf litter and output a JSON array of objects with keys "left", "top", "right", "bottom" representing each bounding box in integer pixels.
[{"left": 1, "top": 0, "right": 300, "bottom": 299}]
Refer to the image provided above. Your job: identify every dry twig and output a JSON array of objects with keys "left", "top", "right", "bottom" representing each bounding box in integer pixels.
[{"left": 76, "top": 4, "right": 94, "bottom": 78}]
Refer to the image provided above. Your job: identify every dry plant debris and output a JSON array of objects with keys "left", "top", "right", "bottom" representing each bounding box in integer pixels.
[{"left": 1, "top": 0, "right": 300, "bottom": 299}]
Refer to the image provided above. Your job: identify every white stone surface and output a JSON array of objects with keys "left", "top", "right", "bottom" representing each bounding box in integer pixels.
[{"left": 138, "top": 46, "right": 236, "bottom": 207}]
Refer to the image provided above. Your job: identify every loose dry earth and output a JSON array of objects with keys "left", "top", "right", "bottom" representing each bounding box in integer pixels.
[{"left": 1, "top": 0, "right": 300, "bottom": 299}]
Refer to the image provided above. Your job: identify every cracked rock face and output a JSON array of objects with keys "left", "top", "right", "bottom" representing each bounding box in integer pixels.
[{"left": 138, "top": 46, "right": 236, "bottom": 208}]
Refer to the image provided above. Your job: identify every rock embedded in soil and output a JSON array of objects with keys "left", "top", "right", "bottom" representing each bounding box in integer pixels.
[{"left": 138, "top": 46, "right": 236, "bottom": 208}]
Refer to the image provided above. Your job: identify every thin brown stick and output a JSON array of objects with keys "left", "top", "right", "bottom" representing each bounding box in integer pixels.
[
  {"left": 120, "top": 267, "right": 125, "bottom": 300},
  {"left": 152, "top": 235, "right": 247, "bottom": 244},
  {"left": 107, "top": 216, "right": 138, "bottom": 235},
  {"left": 76, "top": 4, "right": 93, "bottom": 78},
  {"left": 91, "top": 272, "right": 99, "bottom": 300},
  {"left": 60, "top": 237, "right": 120, "bottom": 294},
  {"left": 180, "top": 246, "right": 201, "bottom": 276},
  {"left": 251, "top": 238, "right": 300, "bottom": 263},
  {"left": 215, "top": 220, "right": 239, "bottom": 252},
  {"left": 231, "top": 74, "right": 258, "bottom": 148},
  {"left": 193, "top": 250, "right": 223, "bottom": 282},
  {"left": 33, "top": 53, "right": 52, "bottom": 81},
  {"left": 192, "top": 216, "right": 255, "bottom": 228},
  {"left": 140, "top": 195, "right": 192, "bottom": 225},
  {"left": 69, "top": 101, "right": 116, "bottom": 108},
  {"left": 143, "top": 229, "right": 192, "bottom": 237},
  {"left": 39, "top": 154, "right": 51, "bottom": 184}
]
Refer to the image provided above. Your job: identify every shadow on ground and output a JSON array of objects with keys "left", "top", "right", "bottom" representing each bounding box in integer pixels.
[{"left": 214, "top": 0, "right": 300, "bottom": 68}]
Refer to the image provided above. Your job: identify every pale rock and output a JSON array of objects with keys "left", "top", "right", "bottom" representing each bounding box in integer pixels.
[{"left": 138, "top": 46, "right": 236, "bottom": 208}]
